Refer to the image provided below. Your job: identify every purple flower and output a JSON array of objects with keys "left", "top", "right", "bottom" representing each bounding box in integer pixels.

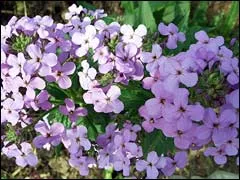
[
  {"left": 204, "top": 145, "right": 227, "bottom": 165},
  {"left": 23, "top": 44, "right": 58, "bottom": 76},
  {"left": 163, "top": 119, "right": 193, "bottom": 149},
  {"left": 15, "top": 142, "right": 38, "bottom": 167},
  {"left": 221, "top": 57, "right": 239, "bottom": 85},
  {"left": 163, "top": 59, "right": 198, "bottom": 92},
  {"left": 136, "top": 151, "right": 166, "bottom": 179},
  {"left": 25, "top": 90, "right": 52, "bottom": 111},
  {"left": 65, "top": 125, "right": 91, "bottom": 153},
  {"left": 162, "top": 151, "right": 188, "bottom": 176},
  {"left": 163, "top": 88, "right": 204, "bottom": 122},
  {"left": 2, "top": 143, "right": 22, "bottom": 158},
  {"left": 194, "top": 47, "right": 216, "bottom": 71},
  {"left": 46, "top": 62, "right": 76, "bottom": 89},
  {"left": 114, "top": 132, "right": 138, "bottom": 156},
  {"left": 226, "top": 89, "right": 239, "bottom": 109},
  {"left": 144, "top": 81, "right": 173, "bottom": 118},
  {"left": 113, "top": 153, "right": 131, "bottom": 176},
  {"left": 194, "top": 30, "right": 224, "bottom": 50},
  {"left": 69, "top": 154, "right": 95, "bottom": 176},
  {"left": 123, "top": 121, "right": 141, "bottom": 141},
  {"left": 141, "top": 44, "right": 167, "bottom": 75},
  {"left": 59, "top": 98, "right": 87, "bottom": 122},
  {"left": 115, "top": 42, "right": 138, "bottom": 74},
  {"left": 158, "top": 22, "right": 186, "bottom": 49},
  {"left": 97, "top": 123, "right": 116, "bottom": 147},
  {"left": 214, "top": 129, "right": 239, "bottom": 156},
  {"left": 19, "top": 74, "right": 46, "bottom": 98},
  {"left": 33, "top": 120, "right": 65, "bottom": 149}
]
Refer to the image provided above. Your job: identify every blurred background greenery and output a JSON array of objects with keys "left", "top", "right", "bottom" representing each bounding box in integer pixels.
[{"left": 1, "top": 1, "right": 239, "bottom": 179}]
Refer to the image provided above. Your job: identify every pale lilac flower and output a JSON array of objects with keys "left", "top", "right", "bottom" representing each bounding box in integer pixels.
[
  {"left": 69, "top": 153, "right": 94, "bottom": 176},
  {"left": 46, "top": 62, "right": 76, "bottom": 89},
  {"left": 33, "top": 120, "right": 65, "bottom": 149},
  {"left": 23, "top": 44, "right": 58, "bottom": 76},
  {"left": 164, "top": 88, "right": 204, "bottom": 122},
  {"left": 120, "top": 24, "right": 147, "bottom": 48},
  {"left": 78, "top": 60, "right": 97, "bottom": 90},
  {"left": 15, "top": 142, "right": 38, "bottom": 167},
  {"left": 163, "top": 59, "right": 198, "bottom": 92},
  {"left": 2, "top": 143, "right": 22, "bottom": 158},
  {"left": 204, "top": 145, "right": 227, "bottom": 165},
  {"left": 72, "top": 25, "right": 100, "bottom": 57},
  {"left": 141, "top": 44, "right": 167, "bottom": 75},
  {"left": 7, "top": 53, "right": 26, "bottom": 78},
  {"left": 136, "top": 151, "right": 165, "bottom": 179},
  {"left": 19, "top": 74, "right": 46, "bottom": 98},
  {"left": 93, "top": 46, "right": 109, "bottom": 64},
  {"left": 158, "top": 22, "right": 186, "bottom": 49},
  {"left": 1, "top": 98, "right": 23, "bottom": 125},
  {"left": 91, "top": 86, "right": 124, "bottom": 113},
  {"left": 226, "top": 89, "right": 239, "bottom": 109},
  {"left": 113, "top": 153, "right": 131, "bottom": 176},
  {"left": 59, "top": 98, "right": 88, "bottom": 122},
  {"left": 65, "top": 125, "right": 91, "bottom": 153},
  {"left": 25, "top": 90, "right": 52, "bottom": 111},
  {"left": 221, "top": 57, "right": 239, "bottom": 85},
  {"left": 194, "top": 30, "right": 224, "bottom": 51},
  {"left": 162, "top": 151, "right": 188, "bottom": 176},
  {"left": 115, "top": 42, "right": 138, "bottom": 74}
]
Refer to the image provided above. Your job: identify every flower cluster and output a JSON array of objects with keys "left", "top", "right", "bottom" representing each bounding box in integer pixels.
[{"left": 1, "top": 3, "right": 239, "bottom": 179}]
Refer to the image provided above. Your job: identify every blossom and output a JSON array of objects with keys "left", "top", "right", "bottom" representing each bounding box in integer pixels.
[
  {"left": 7, "top": 53, "right": 26, "bottom": 78},
  {"left": 120, "top": 24, "right": 147, "bottom": 48},
  {"left": 64, "top": 125, "right": 91, "bottom": 153},
  {"left": 85, "top": 86, "right": 124, "bottom": 113},
  {"left": 78, "top": 60, "right": 97, "bottom": 90},
  {"left": 59, "top": 98, "right": 88, "bottom": 122},
  {"left": 141, "top": 44, "right": 167, "bottom": 75},
  {"left": 15, "top": 142, "right": 38, "bottom": 167},
  {"left": 158, "top": 22, "right": 186, "bottom": 49},
  {"left": 204, "top": 146, "right": 228, "bottom": 165},
  {"left": 162, "top": 58, "right": 198, "bottom": 92},
  {"left": 136, "top": 151, "right": 166, "bottom": 179},
  {"left": 161, "top": 151, "right": 188, "bottom": 176},
  {"left": 33, "top": 120, "right": 65, "bottom": 149},
  {"left": 23, "top": 44, "right": 58, "bottom": 76},
  {"left": 46, "top": 62, "right": 76, "bottom": 89},
  {"left": 72, "top": 25, "right": 100, "bottom": 57}
]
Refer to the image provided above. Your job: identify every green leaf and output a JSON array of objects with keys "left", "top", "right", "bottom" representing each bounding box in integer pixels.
[
  {"left": 175, "top": 1, "right": 190, "bottom": 32},
  {"left": 222, "top": 1, "right": 239, "bottom": 35},
  {"left": 139, "top": 1, "right": 157, "bottom": 32},
  {"left": 141, "top": 129, "right": 175, "bottom": 158},
  {"left": 46, "top": 84, "right": 68, "bottom": 100},
  {"left": 192, "top": 2, "right": 209, "bottom": 26},
  {"left": 162, "top": 2, "right": 176, "bottom": 23},
  {"left": 149, "top": 1, "right": 168, "bottom": 12},
  {"left": 77, "top": 1, "right": 96, "bottom": 10},
  {"left": 121, "top": 1, "right": 135, "bottom": 13}
]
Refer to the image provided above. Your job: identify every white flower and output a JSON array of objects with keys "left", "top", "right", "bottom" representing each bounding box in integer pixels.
[
  {"left": 78, "top": 60, "right": 97, "bottom": 90},
  {"left": 72, "top": 25, "right": 100, "bottom": 57},
  {"left": 65, "top": 4, "right": 83, "bottom": 20},
  {"left": 120, "top": 24, "right": 147, "bottom": 48}
]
